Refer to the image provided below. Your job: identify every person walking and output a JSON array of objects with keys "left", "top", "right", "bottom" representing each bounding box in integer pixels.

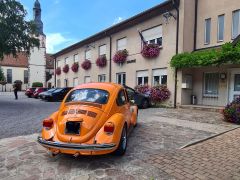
[{"left": 13, "top": 83, "right": 18, "bottom": 100}]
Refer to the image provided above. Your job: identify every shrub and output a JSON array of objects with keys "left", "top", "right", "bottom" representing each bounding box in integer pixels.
[
  {"left": 113, "top": 49, "right": 128, "bottom": 64},
  {"left": 135, "top": 85, "right": 170, "bottom": 104},
  {"left": 96, "top": 55, "right": 107, "bottom": 67},
  {"left": 32, "top": 82, "right": 43, "bottom": 87},
  {"left": 62, "top": 64, "right": 69, "bottom": 73},
  {"left": 222, "top": 97, "right": 240, "bottom": 124},
  {"left": 149, "top": 85, "right": 170, "bottom": 103},
  {"left": 81, "top": 60, "right": 91, "bottom": 70},
  {"left": 71, "top": 62, "right": 79, "bottom": 73},
  {"left": 55, "top": 67, "right": 61, "bottom": 75},
  {"left": 135, "top": 85, "right": 150, "bottom": 94},
  {"left": 141, "top": 44, "right": 160, "bottom": 58}
]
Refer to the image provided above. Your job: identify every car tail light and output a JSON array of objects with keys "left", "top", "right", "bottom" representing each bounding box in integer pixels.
[
  {"left": 43, "top": 118, "right": 53, "bottom": 129},
  {"left": 104, "top": 122, "right": 114, "bottom": 134}
]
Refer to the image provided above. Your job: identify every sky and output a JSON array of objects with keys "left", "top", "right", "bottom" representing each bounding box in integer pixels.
[{"left": 19, "top": 0, "right": 165, "bottom": 54}]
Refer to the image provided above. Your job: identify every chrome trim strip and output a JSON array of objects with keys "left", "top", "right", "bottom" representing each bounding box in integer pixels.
[{"left": 37, "top": 137, "right": 116, "bottom": 151}]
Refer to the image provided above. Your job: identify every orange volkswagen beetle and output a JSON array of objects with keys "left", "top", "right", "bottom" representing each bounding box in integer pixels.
[{"left": 38, "top": 82, "right": 138, "bottom": 156}]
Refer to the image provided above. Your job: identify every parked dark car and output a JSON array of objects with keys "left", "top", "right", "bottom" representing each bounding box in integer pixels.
[
  {"left": 39, "top": 88, "right": 57, "bottom": 100},
  {"left": 124, "top": 85, "right": 151, "bottom": 109},
  {"left": 32, "top": 88, "right": 49, "bottom": 98},
  {"left": 44, "top": 87, "right": 73, "bottom": 101},
  {"left": 25, "top": 88, "right": 36, "bottom": 98}
]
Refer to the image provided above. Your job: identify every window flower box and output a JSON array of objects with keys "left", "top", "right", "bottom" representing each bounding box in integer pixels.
[
  {"left": 141, "top": 44, "right": 160, "bottom": 58},
  {"left": 55, "top": 67, "right": 61, "bottom": 75},
  {"left": 81, "top": 60, "right": 91, "bottom": 70},
  {"left": 71, "top": 62, "right": 79, "bottom": 73},
  {"left": 113, "top": 49, "right": 128, "bottom": 64},
  {"left": 62, "top": 64, "right": 69, "bottom": 73},
  {"left": 96, "top": 55, "right": 107, "bottom": 68}
]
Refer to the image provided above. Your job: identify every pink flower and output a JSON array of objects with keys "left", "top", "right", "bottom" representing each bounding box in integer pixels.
[
  {"left": 96, "top": 55, "right": 107, "bottom": 67},
  {"left": 71, "top": 62, "right": 79, "bottom": 73},
  {"left": 81, "top": 60, "right": 91, "bottom": 70},
  {"left": 55, "top": 67, "right": 61, "bottom": 75},
  {"left": 62, "top": 64, "right": 69, "bottom": 73},
  {"left": 113, "top": 49, "right": 128, "bottom": 64},
  {"left": 141, "top": 44, "right": 160, "bottom": 58}
]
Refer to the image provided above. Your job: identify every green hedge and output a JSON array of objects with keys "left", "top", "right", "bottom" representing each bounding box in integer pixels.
[
  {"left": 32, "top": 82, "right": 43, "bottom": 87},
  {"left": 170, "top": 42, "right": 240, "bottom": 68}
]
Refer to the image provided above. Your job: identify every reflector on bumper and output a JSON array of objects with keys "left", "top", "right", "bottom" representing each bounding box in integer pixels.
[{"left": 37, "top": 137, "right": 116, "bottom": 151}]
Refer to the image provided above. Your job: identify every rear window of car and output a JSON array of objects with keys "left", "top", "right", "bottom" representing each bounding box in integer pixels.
[
  {"left": 65, "top": 88, "right": 109, "bottom": 104},
  {"left": 53, "top": 88, "right": 63, "bottom": 93}
]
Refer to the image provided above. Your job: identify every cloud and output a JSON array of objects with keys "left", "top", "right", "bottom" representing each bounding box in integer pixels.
[
  {"left": 113, "top": 17, "right": 124, "bottom": 25},
  {"left": 46, "top": 33, "right": 76, "bottom": 53}
]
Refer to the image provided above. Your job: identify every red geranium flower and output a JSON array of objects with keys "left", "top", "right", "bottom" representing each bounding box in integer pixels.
[
  {"left": 62, "top": 64, "right": 69, "bottom": 73},
  {"left": 96, "top": 55, "right": 107, "bottom": 67},
  {"left": 113, "top": 49, "right": 128, "bottom": 64},
  {"left": 71, "top": 62, "right": 79, "bottom": 73},
  {"left": 141, "top": 44, "right": 160, "bottom": 58},
  {"left": 55, "top": 67, "right": 61, "bottom": 75},
  {"left": 81, "top": 60, "right": 91, "bottom": 70}
]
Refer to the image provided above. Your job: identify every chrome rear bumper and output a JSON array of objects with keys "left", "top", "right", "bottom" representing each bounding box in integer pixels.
[{"left": 37, "top": 137, "right": 116, "bottom": 151}]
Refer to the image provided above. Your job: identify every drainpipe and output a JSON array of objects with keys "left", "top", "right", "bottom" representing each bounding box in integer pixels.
[
  {"left": 172, "top": 0, "right": 180, "bottom": 108},
  {"left": 54, "top": 58, "right": 56, "bottom": 87},
  {"left": 193, "top": 0, "right": 198, "bottom": 51},
  {"left": 109, "top": 35, "right": 112, "bottom": 82}
]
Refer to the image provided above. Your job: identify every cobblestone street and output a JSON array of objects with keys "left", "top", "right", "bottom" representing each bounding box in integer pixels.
[{"left": 0, "top": 93, "right": 239, "bottom": 179}]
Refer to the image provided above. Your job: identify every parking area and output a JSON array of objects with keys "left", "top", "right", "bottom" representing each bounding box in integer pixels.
[{"left": 0, "top": 93, "right": 239, "bottom": 179}]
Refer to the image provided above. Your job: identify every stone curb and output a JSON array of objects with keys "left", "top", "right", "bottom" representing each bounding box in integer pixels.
[{"left": 180, "top": 126, "right": 240, "bottom": 149}]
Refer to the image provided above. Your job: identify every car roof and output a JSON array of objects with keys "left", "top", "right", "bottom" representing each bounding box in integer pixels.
[{"left": 74, "top": 82, "right": 123, "bottom": 93}]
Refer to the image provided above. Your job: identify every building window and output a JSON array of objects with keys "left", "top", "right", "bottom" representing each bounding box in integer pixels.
[
  {"left": 85, "top": 50, "right": 91, "bottom": 60},
  {"left": 204, "top": 73, "right": 219, "bottom": 97},
  {"left": 116, "top": 72, "right": 126, "bottom": 85},
  {"left": 142, "top": 25, "right": 163, "bottom": 46},
  {"left": 57, "top": 60, "right": 61, "bottom": 67},
  {"left": 232, "top": 10, "right": 240, "bottom": 39},
  {"left": 24, "top": 70, "right": 28, "bottom": 84},
  {"left": 64, "top": 79, "right": 68, "bottom": 87},
  {"left": 57, "top": 79, "right": 61, "bottom": 87},
  {"left": 218, "top": 15, "right": 225, "bottom": 41},
  {"left": 117, "top": 38, "right": 127, "bottom": 51},
  {"left": 99, "top": 45, "right": 106, "bottom": 56},
  {"left": 73, "top": 54, "right": 79, "bottom": 63},
  {"left": 84, "top": 76, "right": 91, "bottom": 83},
  {"left": 204, "top": 18, "right": 211, "bottom": 44},
  {"left": 152, "top": 69, "right": 167, "bottom": 86},
  {"left": 98, "top": 74, "right": 106, "bottom": 82},
  {"left": 7, "top": 69, "right": 12, "bottom": 84},
  {"left": 136, "top": 70, "right": 148, "bottom": 86},
  {"left": 73, "top": 78, "right": 78, "bottom": 87},
  {"left": 64, "top": 57, "right": 69, "bottom": 65}
]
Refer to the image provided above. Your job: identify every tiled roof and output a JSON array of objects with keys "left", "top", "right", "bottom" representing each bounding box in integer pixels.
[
  {"left": 46, "top": 53, "right": 54, "bottom": 69},
  {"left": 0, "top": 53, "right": 28, "bottom": 68}
]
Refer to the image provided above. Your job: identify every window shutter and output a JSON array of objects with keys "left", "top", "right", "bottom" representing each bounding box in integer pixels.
[
  {"left": 117, "top": 38, "right": 127, "bottom": 50},
  {"left": 99, "top": 45, "right": 106, "bottom": 55},
  {"left": 142, "top": 26, "right": 162, "bottom": 41}
]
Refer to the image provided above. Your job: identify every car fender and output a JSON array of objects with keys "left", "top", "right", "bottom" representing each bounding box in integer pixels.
[
  {"left": 130, "top": 105, "right": 138, "bottom": 126},
  {"left": 95, "top": 113, "right": 126, "bottom": 146},
  {"left": 42, "top": 111, "right": 58, "bottom": 140}
]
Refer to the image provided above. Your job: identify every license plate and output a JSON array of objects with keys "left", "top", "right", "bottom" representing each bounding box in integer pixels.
[{"left": 65, "top": 122, "right": 81, "bottom": 135}]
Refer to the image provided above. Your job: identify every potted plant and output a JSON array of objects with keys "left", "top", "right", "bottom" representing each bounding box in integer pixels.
[
  {"left": 141, "top": 44, "right": 160, "bottom": 58},
  {"left": 96, "top": 55, "right": 107, "bottom": 68},
  {"left": 71, "top": 62, "right": 79, "bottom": 73},
  {"left": 62, "top": 64, "right": 69, "bottom": 73},
  {"left": 113, "top": 49, "right": 128, "bottom": 64},
  {"left": 81, "top": 60, "right": 91, "bottom": 70},
  {"left": 55, "top": 67, "right": 61, "bottom": 75}
]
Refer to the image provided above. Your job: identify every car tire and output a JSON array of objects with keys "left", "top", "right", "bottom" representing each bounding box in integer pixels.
[
  {"left": 114, "top": 124, "right": 127, "bottom": 156},
  {"left": 141, "top": 99, "right": 149, "bottom": 109}
]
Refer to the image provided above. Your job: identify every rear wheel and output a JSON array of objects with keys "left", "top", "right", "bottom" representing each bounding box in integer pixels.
[{"left": 114, "top": 124, "right": 127, "bottom": 156}]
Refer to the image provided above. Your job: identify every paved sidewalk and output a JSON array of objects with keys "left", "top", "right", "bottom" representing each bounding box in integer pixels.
[{"left": 148, "top": 128, "right": 240, "bottom": 180}]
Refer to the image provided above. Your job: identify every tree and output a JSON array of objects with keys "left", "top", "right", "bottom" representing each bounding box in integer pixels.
[{"left": 0, "top": 0, "right": 40, "bottom": 60}]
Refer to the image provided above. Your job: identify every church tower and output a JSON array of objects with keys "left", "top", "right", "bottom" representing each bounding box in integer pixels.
[{"left": 28, "top": 0, "right": 46, "bottom": 87}]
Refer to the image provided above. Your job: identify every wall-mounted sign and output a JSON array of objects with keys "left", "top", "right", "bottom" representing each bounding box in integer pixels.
[{"left": 126, "top": 59, "right": 136, "bottom": 64}]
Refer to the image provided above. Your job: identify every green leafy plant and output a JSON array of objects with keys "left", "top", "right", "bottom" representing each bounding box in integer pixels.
[
  {"left": 0, "top": 66, "right": 5, "bottom": 82},
  {"left": 32, "top": 82, "right": 43, "bottom": 87},
  {"left": 170, "top": 42, "right": 240, "bottom": 68}
]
